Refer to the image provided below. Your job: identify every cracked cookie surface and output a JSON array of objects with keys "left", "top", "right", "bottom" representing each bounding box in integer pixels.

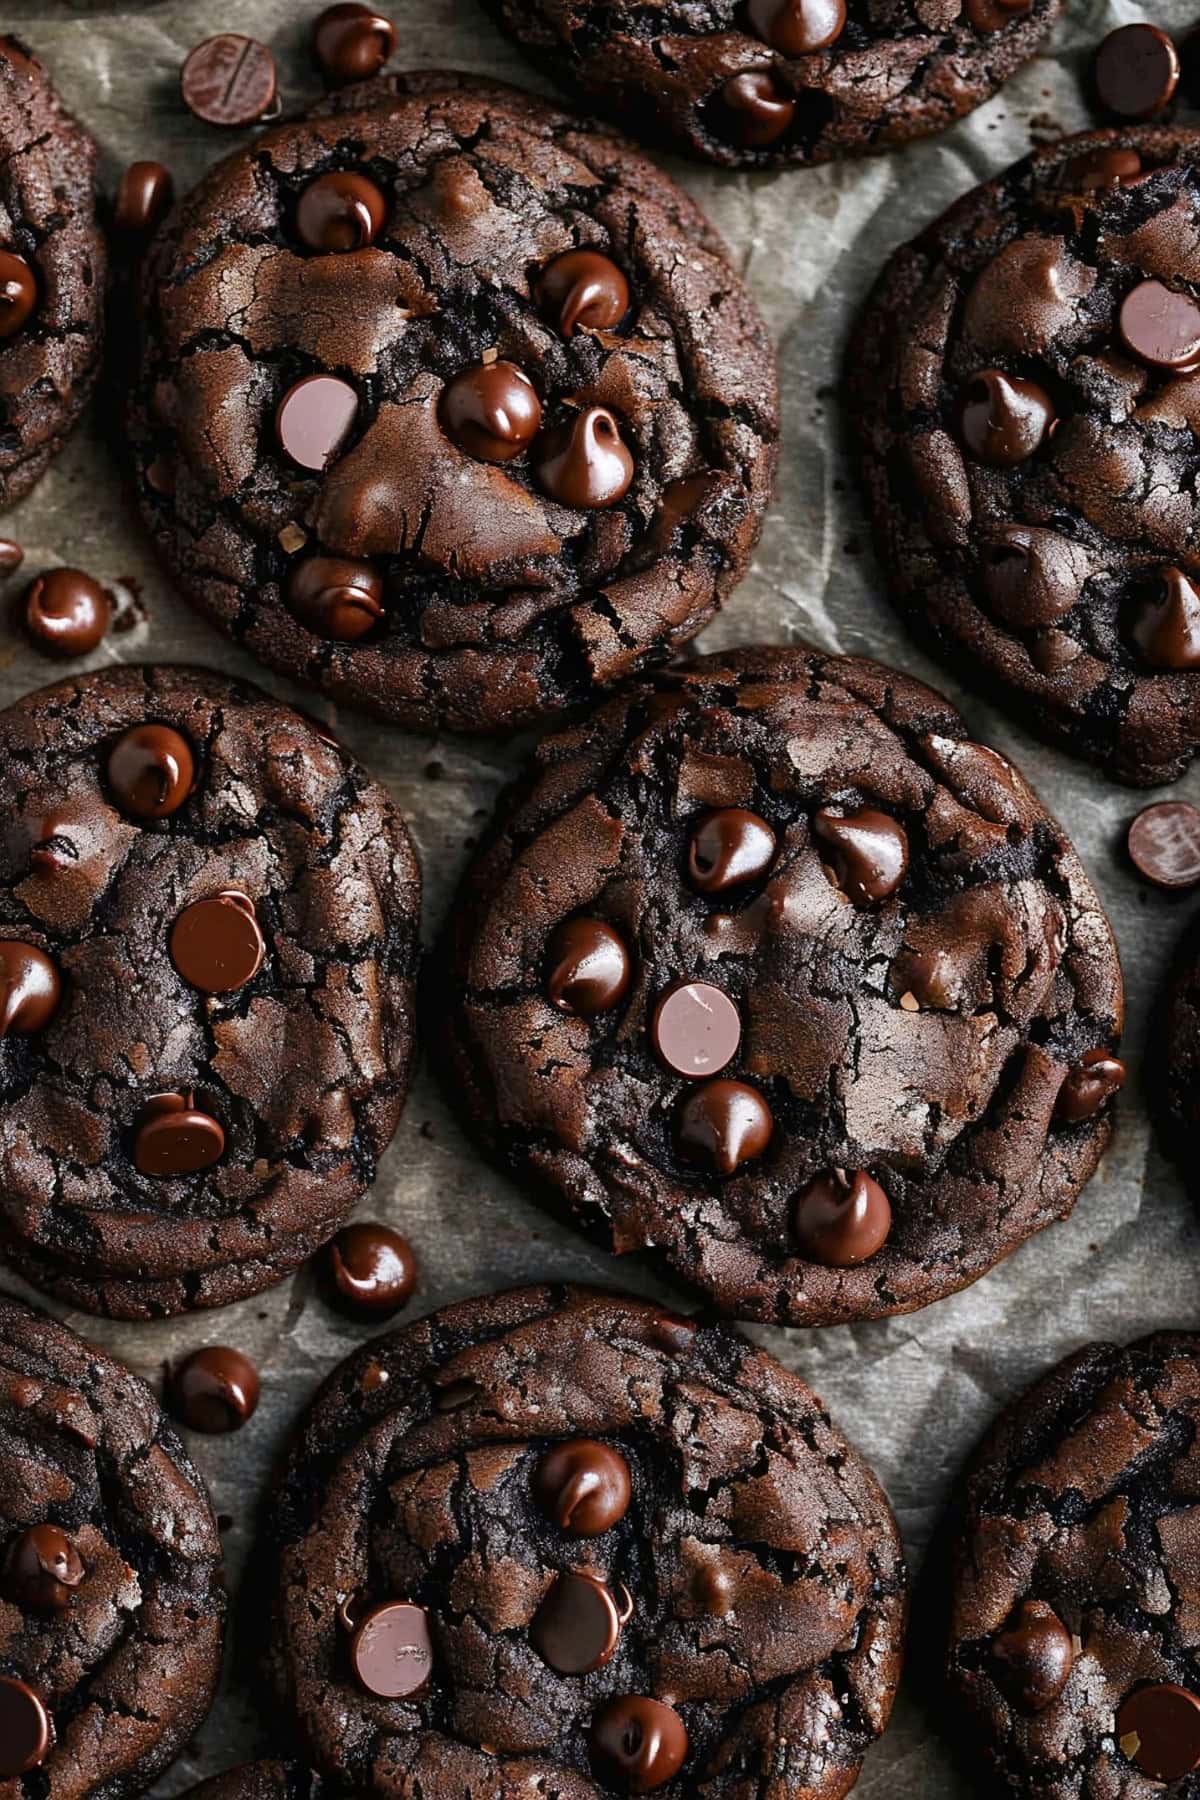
[
  {"left": 0, "top": 1293, "right": 224, "bottom": 1795},
  {"left": 947, "top": 1332, "right": 1200, "bottom": 1796},
  {"left": 181, "top": 1765, "right": 325, "bottom": 1800},
  {"left": 0, "top": 664, "right": 420, "bottom": 1318},
  {"left": 268, "top": 1284, "right": 906, "bottom": 1798},
  {"left": 131, "top": 70, "right": 777, "bottom": 735},
  {"left": 854, "top": 125, "right": 1200, "bottom": 787},
  {"left": 438, "top": 645, "right": 1123, "bottom": 1327}
]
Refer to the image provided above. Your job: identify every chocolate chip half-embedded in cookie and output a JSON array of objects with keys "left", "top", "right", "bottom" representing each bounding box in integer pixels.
[
  {"left": 267, "top": 1285, "right": 906, "bottom": 1795},
  {"left": 946, "top": 1332, "right": 1200, "bottom": 1795},
  {"left": 0, "top": 664, "right": 420, "bottom": 1318},
  {"left": 438, "top": 646, "right": 1123, "bottom": 1327},
  {"left": 853, "top": 124, "right": 1200, "bottom": 787},
  {"left": 0, "top": 1295, "right": 224, "bottom": 1792},
  {"left": 0, "top": 40, "right": 105, "bottom": 506},
  {"left": 130, "top": 70, "right": 777, "bottom": 735}
]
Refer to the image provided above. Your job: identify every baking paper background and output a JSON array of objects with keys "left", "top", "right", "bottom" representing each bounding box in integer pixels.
[{"left": 0, "top": 0, "right": 1191, "bottom": 1790}]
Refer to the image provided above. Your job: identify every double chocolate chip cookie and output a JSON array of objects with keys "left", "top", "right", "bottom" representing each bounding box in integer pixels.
[
  {"left": 268, "top": 1285, "right": 906, "bottom": 1796},
  {"left": 131, "top": 71, "right": 777, "bottom": 735},
  {"left": 180, "top": 1765, "right": 324, "bottom": 1800},
  {"left": 440, "top": 646, "right": 1124, "bottom": 1328},
  {"left": 855, "top": 125, "right": 1200, "bottom": 787},
  {"left": 0, "top": 1294, "right": 224, "bottom": 1793},
  {"left": 480, "top": 0, "right": 1060, "bottom": 169},
  {"left": 947, "top": 1332, "right": 1200, "bottom": 1794},
  {"left": 0, "top": 38, "right": 104, "bottom": 507},
  {"left": 0, "top": 664, "right": 420, "bottom": 1317}
]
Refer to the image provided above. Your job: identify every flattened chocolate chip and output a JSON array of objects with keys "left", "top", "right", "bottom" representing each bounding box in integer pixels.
[
  {"left": 534, "top": 406, "right": 634, "bottom": 507},
  {"left": 1129, "top": 801, "right": 1200, "bottom": 890},
  {"left": 530, "top": 1570, "right": 631, "bottom": 1674},
  {"left": 1094, "top": 24, "right": 1180, "bottom": 120},
  {"left": 651, "top": 981, "right": 741, "bottom": 1079},
  {"left": 676, "top": 1079, "right": 773, "bottom": 1175},
  {"left": 115, "top": 161, "right": 174, "bottom": 236},
  {"left": 275, "top": 375, "right": 359, "bottom": 471},
  {"left": 813, "top": 806, "right": 908, "bottom": 903},
  {"left": 0, "top": 250, "right": 36, "bottom": 338},
  {"left": 1119, "top": 279, "right": 1200, "bottom": 371},
  {"left": 2, "top": 1525, "right": 85, "bottom": 1612},
  {"left": 0, "top": 1678, "right": 50, "bottom": 1776},
  {"left": 537, "top": 249, "right": 630, "bottom": 336},
  {"left": 960, "top": 369, "right": 1056, "bottom": 466},
  {"left": 181, "top": 34, "right": 278, "bottom": 127},
  {"left": 350, "top": 1601, "right": 433, "bottom": 1697},
  {"left": 547, "top": 918, "right": 631, "bottom": 1017},
  {"left": 287, "top": 555, "right": 383, "bottom": 640},
  {"left": 24, "top": 568, "right": 111, "bottom": 657},
  {"left": 296, "top": 172, "right": 387, "bottom": 252},
  {"left": 993, "top": 1600, "right": 1074, "bottom": 1713},
  {"left": 170, "top": 1346, "right": 260, "bottom": 1432},
  {"left": 1118, "top": 1683, "right": 1200, "bottom": 1781},
  {"left": 0, "top": 942, "right": 61, "bottom": 1036},
  {"left": 1055, "top": 1050, "right": 1125, "bottom": 1123},
  {"left": 440, "top": 362, "right": 542, "bottom": 463},
  {"left": 747, "top": 0, "right": 846, "bottom": 53},
  {"left": 687, "top": 808, "right": 776, "bottom": 892},
  {"left": 717, "top": 70, "right": 796, "bottom": 146},
  {"left": 1131, "top": 567, "right": 1200, "bottom": 669},
  {"left": 591, "top": 1696, "right": 689, "bottom": 1791},
  {"left": 326, "top": 1221, "right": 417, "bottom": 1316},
  {"left": 794, "top": 1169, "right": 892, "bottom": 1265},
  {"left": 313, "top": 3, "right": 396, "bottom": 84},
  {"left": 106, "top": 724, "right": 195, "bottom": 819},
  {"left": 133, "top": 1093, "right": 225, "bottom": 1176},
  {"left": 170, "top": 891, "right": 265, "bottom": 994},
  {"left": 533, "top": 1440, "right": 632, "bottom": 1536}
]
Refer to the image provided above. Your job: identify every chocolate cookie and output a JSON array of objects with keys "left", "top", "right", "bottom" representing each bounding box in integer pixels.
[
  {"left": 947, "top": 1332, "right": 1200, "bottom": 1795},
  {"left": 130, "top": 71, "right": 777, "bottom": 735},
  {"left": 0, "top": 1293, "right": 224, "bottom": 1792},
  {"left": 480, "top": 0, "right": 1059, "bottom": 169},
  {"left": 0, "top": 39, "right": 105, "bottom": 507},
  {"left": 853, "top": 124, "right": 1200, "bottom": 788},
  {"left": 268, "top": 1285, "right": 906, "bottom": 1796},
  {"left": 181, "top": 1765, "right": 324, "bottom": 1800},
  {"left": 438, "top": 645, "right": 1123, "bottom": 1327},
  {"left": 0, "top": 664, "right": 420, "bottom": 1318}
]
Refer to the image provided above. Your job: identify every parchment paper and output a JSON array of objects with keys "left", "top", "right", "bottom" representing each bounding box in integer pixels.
[{"left": 0, "top": 0, "right": 1191, "bottom": 1790}]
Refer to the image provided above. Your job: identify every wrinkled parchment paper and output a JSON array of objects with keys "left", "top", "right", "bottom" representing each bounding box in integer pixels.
[{"left": 0, "top": 1, "right": 1192, "bottom": 1790}]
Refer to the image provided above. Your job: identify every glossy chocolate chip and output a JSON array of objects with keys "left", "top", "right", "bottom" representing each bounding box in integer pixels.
[
  {"left": 1055, "top": 1050, "right": 1125, "bottom": 1123},
  {"left": 687, "top": 808, "right": 776, "bottom": 892},
  {"left": 296, "top": 172, "right": 387, "bottom": 252},
  {"left": 170, "top": 1346, "right": 260, "bottom": 1432},
  {"left": 717, "top": 69, "right": 796, "bottom": 146},
  {"left": 133, "top": 1093, "right": 225, "bottom": 1176},
  {"left": 1131, "top": 567, "right": 1200, "bottom": 669},
  {"left": 537, "top": 248, "right": 630, "bottom": 336},
  {"left": 651, "top": 981, "right": 741, "bottom": 1079},
  {"left": 1094, "top": 24, "right": 1180, "bottom": 120},
  {"left": 978, "top": 526, "right": 1084, "bottom": 628},
  {"left": 350, "top": 1601, "right": 433, "bottom": 1696},
  {"left": 993, "top": 1601, "right": 1074, "bottom": 1713},
  {"left": 0, "top": 537, "right": 23, "bottom": 576},
  {"left": 1061, "top": 146, "right": 1143, "bottom": 190},
  {"left": 1129, "top": 801, "right": 1200, "bottom": 890},
  {"left": 591, "top": 1696, "right": 689, "bottom": 1792},
  {"left": 1118, "top": 1683, "right": 1200, "bottom": 1781},
  {"left": 535, "top": 406, "right": 634, "bottom": 508},
  {"left": 964, "top": 0, "right": 1032, "bottom": 33},
  {"left": 287, "top": 555, "right": 383, "bottom": 640},
  {"left": 0, "top": 942, "right": 61, "bottom": 1036},
  {"left": 114, "top": 161, "right": 174, "bottom": 236},
  {"left": 747, "top": 0, "right": 846, "bottom": 53},
  {"left": 1119, "top": 279, "right": 1200, "bottom": 371},
  {"left": 0, "top": 1678, "right": 50, "bottom": 1776},
  {"left": 676, "top": 1079, "right": 773, "bottom": 1176},
  {"left": 314, "top": 3, "right": 396, "bottom": 83},
  {"left": 547, "top": 918, "right": 631, "bottom": 1017},
  {"left": 813, "top": 806, "right": 909, "bottom": 904},
  {"left": 326, "top": 1221, "right": 417, "bottom": 1317},
  {"left": 960, "top": 369, "right": 1056, "bottom": 466},
  {"left": 440, "top": 362, "right": 542, "bottom": 463},
  {"left": 794, "top": 1169, "right": 892, "bottom": 1265},
  {"left": 2, "top": 1525, "right": 85, "bottom": 1612},
  {"left": 181, "top": 34, "right": 278, "bottom": 127},
  {"left": 533, "top": 1441, "right": 632, "bottom": 1537},
  {"left": 106, "top": 724, "right": 196, "bottom": 819},
  {"left": 0, "top": 250, "right": 36, "bottom": 338},
  {"left": 530, "top": 1570, "right": 631, "bottom": 1674},
  {"left": 24, "top": 568, "right": 111, "bottom": 657},
  {"left": 275, "top": 375, "right": 358, "bottom": 471},
  {"left": 170, "top": 891, "right": 265, "bottom": 994}
]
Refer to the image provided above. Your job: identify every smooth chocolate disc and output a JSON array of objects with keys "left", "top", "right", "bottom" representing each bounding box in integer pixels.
[
  {"left": 133, "top": 1093, "right": 225, "bottom": 1176},
  {"left": 534, "top": 406, "right": 634, "bottom": 507},
  {"left": 170, "top": 891, "right": 265, "bottom": 994},
  {"left": 1055, "top": 1050, "right": 1125, "bottom": 1124},
  {"left": 314, "top": 2, "right": 396, "bottom": 83},
  {"left": 547, "top": 918, "right": 631, "bottom": 1017},
  {"left": 287, "top": 555, "right": 383, "bottom": 640},
  {"left": 960, "top": 369, "right": 1056, "bottom": 466},
  {"left": 0, "top": 250, "right": 36, "bottom": 338},
  {"left": 296, "top": 171, "right": 387, "bottom": 251},
  {"left": 651, "top": 981, "right": 741, "bottom": 1079},
  {"left": 170, "top": 1345, "right": 260, "bottom": 1432},
  {"left": 1118, "top": 1683, "right": 1200, "bottom": 1781},
  {"left": 440, "top": 361, "right": 542, "bottom": 463},
  {"left": 0, "top": 1678, "right": 50, "bottom": 1776},
  {"left": 1131, "top": 567, "right": 1200, "bottom": 669},
  {"left": 993, "top": 1601, "right": 1075, "bottom": 1713},
  {"left": 1, "top": 1525, "right": 85, "bottom": 1612},
  {"left": 24, "top": 568, "right": 111, "bottom": 657},
  {"left": 537, "top": 249, "right": 630, "bottom": 336},
  {"left": 1119, "top": 279, "right": 1200, "bottom": 371},
  {"left": 275, "top": 375, "right": 359, "bottom": 472},
  {"left": 326, "top": 1221, "right": 417, "bottom": 1316},
  {"left": 1128, "top": 801, "right": 1200, "bottom": 890},
  {"left": 0, "top": 941, "right": 61, "bottom": 1036},
  {"left": 530, "top": 1570, "right": 630, "bottom": 1674},
  {"left": 106, "top": 724, "right": 195, "bottom": 819},
  {"left": 794, "top": 1169, "right": 892, "bottom": 1265},
  {"left": 115, "top": 161, "right": 174, "bottom": 235},
  {"left": 687, "top": 808, "right": 776, "bottom": 892},
  {"left": 1094, "top": 24, "right": 1180, "bottom": 120},
  {"left": 533, "top": 1440, "right": 632, "bottom": 1536},
  {"left": 813, "top": 806, "right": 909, "bottom": 904},
  {"left": 591, "top": 1696, "right": 689, "bottom": 1792},
  {"left": 747, "top": 0, "right": 846, "bottom": 53},
  {"left": 181, "top": 34, "right": 278, "bottom": 127},
  {"left": 351, "top": 1601, "right": 433, "bottom": 1696},
  {"left": 717, "top": 70, "right": 796, "bottom": 146},
  {"left": 676, "top": 1079, "right": 773, "bottom": 1175}
]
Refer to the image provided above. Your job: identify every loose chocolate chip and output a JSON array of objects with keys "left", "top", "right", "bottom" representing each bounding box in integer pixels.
[
  {"left": 181, "top": 34, "right": 278, "bottom": 127},
  {"left": 687, "top": 808, "right": 776, "bottom": 892},
  {"left": 993, "top": 1600, "right": 1074, "bottom": 1713},
  {"left": 114, "top": 162, "right": 174, "bottom": 235},
  {"left": 170, "top": 891, "right": 265, "bottom": 994},
  {"left": 747, "top": 0, "right": 846, "bottom": 53},
  {"left": 106, "top": 724, "right": 196, "bottom": 819},
  {"left": 960, "top": 369, "right": 1056, "bottom": 466},
  {"left": 2, "top": 1525, "right": 85, "bottom": 1612},
  {"left": 978, "top": 526, "right": 1084, "bottom": 628},
  {"left": 287, "top": 555, "right": 383, "bottom": 640},
  {"left": 170, "top": 1346, "right": 260, "bottom": 1432},
  {"left": 533, "top": 1441, "right": 632, "bottom": 1536},
  {"left": 1119, "top": 279, "right": 1200, "bottom": 371},
  {"left": 326, "top": 1221, "right": 417, "bottom": 1317},
  {"left": 1118, "top": 1683, "right": 1200, "bottom": 1781},
  {"left": 350, "top": 1601, "right": 433, "bottom": 1697},
  {"left": 296, "top": 171, "right": 387, "bottom": 252},
  {"left": 0, "top": 1678, "right": 50, "bottom": 1776},
  {"left": 1131, "top": 567, "right": 1200, "bottom": 669},
  {"left": 1129, "top": 801, "right": 1200, "bottom": 890},
  {"left": 813, "top": 806, "right": 909, "bottom": 904},
  {"left": 676, "top": 1079, "right": 773, "bottom": 1176},
  {"left": 24, "top": 568, "right": 112, "bottom": 658},
  {"left": 794, "top": 1169, "right": 892, "bottom": 1265},
  {"left": 313, "top": 3, "right": 396, "bottom": 84},
  {"left": 717, "top": 69, "right": 797, "bottom": 147},
  {"left": 1055, "top": 1050, "right": 1125, "bottom": 1124},
  {"left": 0, "top": 942, "right": 61, "bottom": 1037},
  {"left": 547, "top": 918, "right": 631, "bottom": 1017},
  {"left": 439, "top": 362, "right": 542, "bottom": 463},
  {"left": 651, "top": 981, "right": 741, "bottom": 1079},
  {"left": 0, "top": 250, "right": 36, "bottom": 338},
  {"left": 534, "top": 406, "right": 634, "bottom": 507},
  {"left": 1094, "top": 24, "right": 1180, "bottom": 121},
  {"left": 1061, "top": 145, "right": 1143, "bottom": 190},
  {"left": 591, "top": 1696, "right": 689, "bottom": 1792},
  {"left": 133, "top": 1093, "right": 225, "bottom": 1177},
  {"left": 275, "top": 374, "right": 359, "bottom": 471},
  {"left": 537, "top": 248, "right": 630, "bottom": 336},
  {"left": 530, "top": 1570, "right": 631, "bottom": 1674},
  {"left": 0, "top": 538, "right": 23, "bottom": 576}
]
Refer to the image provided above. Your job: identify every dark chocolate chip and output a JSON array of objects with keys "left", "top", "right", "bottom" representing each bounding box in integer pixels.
[
  {"left": 747, "top": 0, "right": 846, "bottom": 53},
  {"left": 1119, "top": 279, "right": 1200, "bottom": 371},
  {"left": 978, "top": 526, "right": 1084, "bottom": 628},
  {"left": 676, "top": 1079, "right": 773, "bottom": 1176},
  {"left": 1, "top": 1525, "right": 85, "bottom": 1612},
  {"left": 687, "top": 808, "right": 776, "bottom": 892},
  {"left": 181, "top": 34, "right": 278, "bottom": 127},
  {"left": 0, "top": 1678, "right": 50, "bottom": 1776},
  {"left": 1131, "top": 566, "right": 1200, "bottom": 669},
  {"left": 533, "top": 1440, "right": 632, "bottom": 1536},
  {"left": 591, "top": 1696, "right": 689, "bottom": 1792},
  {"left": 1061, "top": 146, "right": 1143, "bottom": 190},
  {"left": 535, "top": 406, "right": 634, "bottom": 507},
  {"left": 133, "top": 1093, "right": 225, "bottom": 1176},
  {"left": 286, "top": 555, "right": 383, "bottom": 640},
  {"left": 170, "top": 890, "right": 265, "bottom": 994},
  {"left": 1128, "top": 801, "right": 1200, "bottom": 890},
  {"left": 313, "top": 3, "right": 396, "bottom": 84},
  {"left": 0, "top": 250, "right": 36, "bottom": 339},
  {"left": 794, "top": 1169, "right": 892, "bottom": 1265},
  {"left": 326, "top": 1221, "right": 417, "bottom": 1317},
  {"left": 813, "top": 806, "right": 908, "bottom": 904},
  {"left": 1094, "top": 24, "right": 1180, "bottom": 120},
  {"left": 964, "top": 0, "right": 1032, "bottom": 32},
  {"left": 170, "top": 1346, "right": 260, "bottom": 1432},
  {"left": 960, "top": 369, "right": 1056, "bottom": 466},
  {"left": 0, "top": 538, "right": 23, "bottom": 576},
  {"left": 1055, "top": 1050, "right": 1125, "bottom": 1123},
  {"left": 296, "top": 172, "right": 387, "bottom": 251},
  {"left": 275, "top": 375, "right": 358, "bottom": 471},
  {"left": 350, "top": 1601, "right": 433, "bottom": 1697},
  {"left": 0, "top": 941, "right": 61, "bottom": 1036},
  {"left": 530, "top": 1570, "right": 631, "bottom": 1674},
  {"left": 1117, "top": 1683, "right": 1200, "bottom": 1781},
  {"left": 24, "top": 568, "right": 111, "bottom": 658},
  {"left": 537, "top": 248, "right": 630, "bottom": 336},
  {"left": 547, "top": 918, "right": 631, "bottom": 1017},
  {"left": 115, "top": 162, "right": 174, "bottom": 236},
  {"left": 439, "top": 361, "right": 542, "bottom": 463},
  {"left": 717, "top": 69, "right": 796, "bottom": 146},
  {"left": 993, "top": 1600, "right": 1075, "bottom": 1713},
  {"left": 106, "top": 724, "right": 196, "bottom": 819},
  {"left": 651, "top": 981, "right": 741, "bottom": 1079}
]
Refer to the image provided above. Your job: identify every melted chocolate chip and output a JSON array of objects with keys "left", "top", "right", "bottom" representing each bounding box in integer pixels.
[
  {"left": 439, "top": 361, "right": 542, "bottom": 463},
  {"left": 106, "top": 724, "right": 195, "bottom": 819},
  {"left": 537, "top": 248, "right": 630, "bottom": 336},
  {"left": 170, "top": 890, "right": 265, "bottom": 994},
  {"left": 24, "top": 568, "right": 112, "bottom": 657},
  {"left": 813, "top": 806, "right": 909, "bottom": 904},
  {"left": 530, "top": 1571, "right": 631, "bottom": 1674},
  {"left": 1094, "top": 24, "right": 1180, "bottom": 120},
  {"left": 1118, "top": 1683, "right": 1200, "bottom": 1781},
  {"left": 794, "top": 1169, "right": 892, "bottom": 1265},
  {"left": 993, "top": 1600, "right": 1074, "bottom": 1713},
  {"left": 2, "top": 1525, "right": 85, "bottom": 1611},
  {"left": 0, "top": 941, "right": 61, "bottom": 1036},
  {"left": 676, "top": 1079, "right": 773, "bottom": 1176},
  {"left": 747, "top": 0, "right": 846, "bottom": 53},
  {"left": 651, "top": 981, "right": 741, "bottom": 1079},
  {"left": 0, "top": 1678, "right": 50, "bottom": 1776},
  {"left": 296, "top": 172, "right": 387, "bottom": 252},
  {"left": 313, "top": 3, "right": 396, "bottom": 84},
  {"left": 170, "top": 1346, "right": 260, "bottom": 1432},
  {"left": 181, "top": 34, "right": 278, "bottom": 127},
  {"left": 547, "top": 918, "right": 631, "bottom": 1017},
  {"left": 1055, "top": 1050, "right": 1125, "bottom": 1123},
  {"left": 1061, "top": 146, "right": 1143, "bottom": 191},
  {"left": 0, "top": 251, "right": 36, "bottom": 338},
  {"left": 326, "top": 1221, "right": 417, "bottom": 1316},
  {"left": 591, "top": 1696, "right": 689, "bottom": 1791},
  {"left": 350, "top": 1601, "right": 433, "bottom": 1696},
  {"left": 275, "top": 375, "right": 359, "bottom": 471},
  {"left": 533, "top": 1440, "right": 632, "bottom": 1536},
  {"left": 1131, "top": 567, "right": 1200, "bottom": 669},
  {"left": 717, "top": 70, "right": 796, "bottom": 147},
  {"left": 960, "top": 369, "right": 1056, "bottom": 466},
  {"left": 287, "top": 555, "right": 383, "bottom": 640},
  {"left": 114, "top": 161, "right": 174, "bottom": 236},
  {"left": 1119, "top": 279, "right": 1200, "bottom": 371},
  {"left": 687, "top": 808, "right": 776, "bottom": 892},
  {"left": 1128, "top": 801, "right": 1200, "bottom": 890},
  {"left": 534, "top": 406, "right": 634, "bottom": 507},
  {"left": 133, "top": 1093, "right": 225, "bottom": 1176}
]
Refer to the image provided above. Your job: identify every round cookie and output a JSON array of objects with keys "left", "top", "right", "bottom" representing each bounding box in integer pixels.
[
  {"left": 480, "top": 0, "right": 1060, "bottom": 169},
  {"left": 268, "top": 1284, "right": 906, "bottom": 1797},
  {"left": 0, "top": 664, "right": 420, "bottom": 1318},
  {"left": 0, "top": 1293, "right": 224, "bottom": 1793},
  {"left": 0, "top": 39, "right": 105, "bottom": 507},
  {"left": 947, "top": 1332, "right": 1200, "bottom": 1795},
  {"left": 854, "top": 124, "right": 1200, "bottom": 788},
  {"left": 131, "top": 70, "right": 777, "bottom": 736},
  {"left": 438, "top": 645, "right": 1124, "bottom": 1328}
]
